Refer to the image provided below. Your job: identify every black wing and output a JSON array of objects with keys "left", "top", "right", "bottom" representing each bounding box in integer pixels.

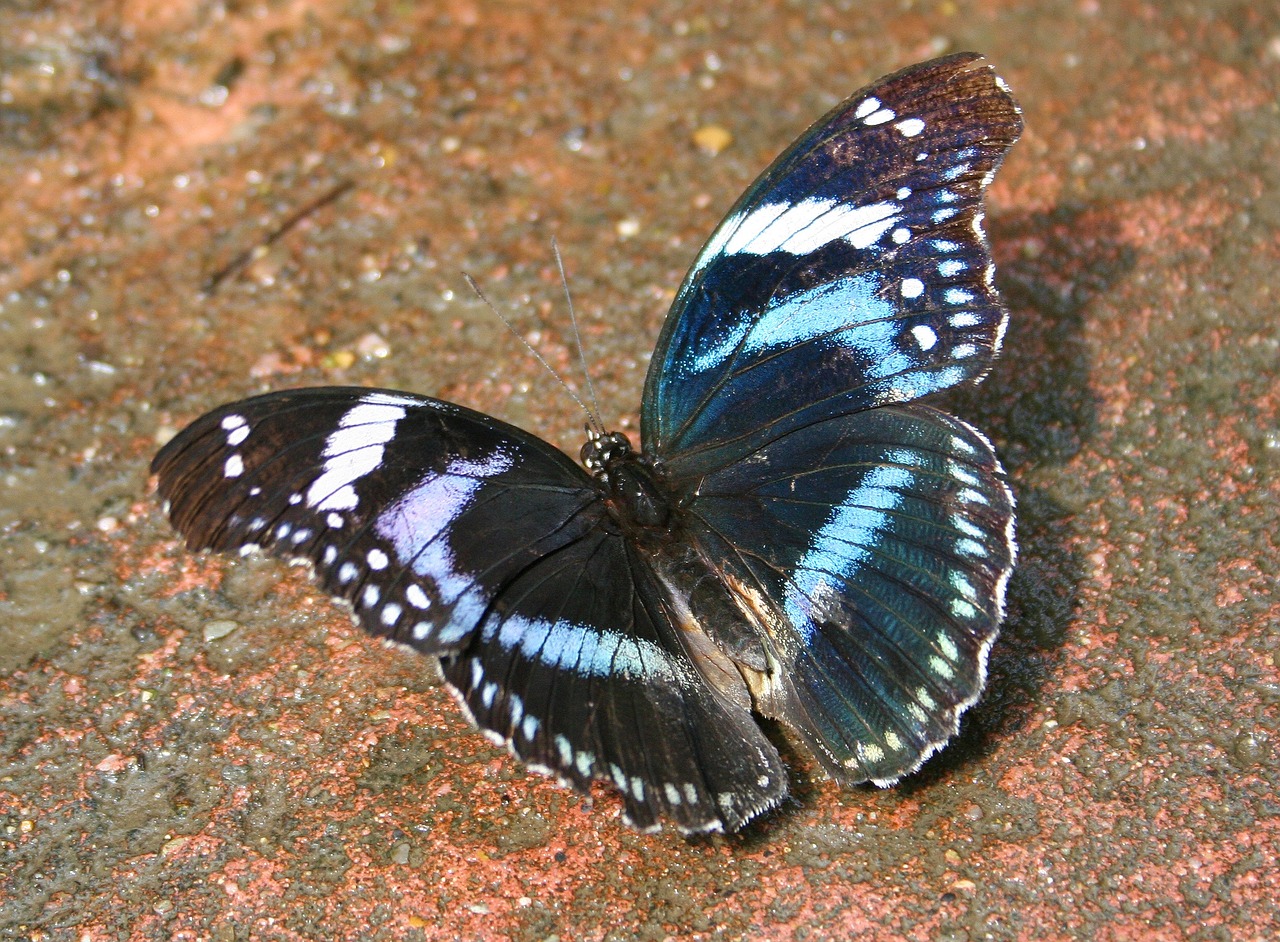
[
  {"left": 152, "top": 387, "right": 785, "bottom": 832},
  {"left": 643, "top": 53, "right": 1023, "bottom": 468}
]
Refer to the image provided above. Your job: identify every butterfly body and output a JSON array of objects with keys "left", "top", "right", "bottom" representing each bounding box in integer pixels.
[{"left": 154, "top": 53, "right": 1022, "bottom": 833}]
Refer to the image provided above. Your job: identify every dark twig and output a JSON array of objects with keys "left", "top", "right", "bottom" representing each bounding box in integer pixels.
[{"left": 202, "top": 179, "right": 355, "bottom": 295}]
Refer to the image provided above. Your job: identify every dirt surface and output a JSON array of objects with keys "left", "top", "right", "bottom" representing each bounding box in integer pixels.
[{"left": 2, "top": 1, "right": 1277, "bottom": 939}]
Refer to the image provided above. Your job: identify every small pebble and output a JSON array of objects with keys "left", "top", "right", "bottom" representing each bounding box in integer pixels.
[{"left": 203, "top": 620, "right": 241, "bottom": 642}]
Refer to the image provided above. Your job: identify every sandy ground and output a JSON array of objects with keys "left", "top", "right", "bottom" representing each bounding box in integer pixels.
[{"left": 1, "top": 1, "right": 1277, "bottom": 939}]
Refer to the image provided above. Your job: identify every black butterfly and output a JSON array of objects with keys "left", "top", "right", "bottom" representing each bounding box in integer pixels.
[{"left": 153, "top": 53, "right": 1022, "bottom": 834}]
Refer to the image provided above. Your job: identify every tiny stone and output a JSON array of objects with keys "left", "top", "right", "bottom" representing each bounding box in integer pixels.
[
  {"left": 203, "top": 619, "right": 241, "bottom": 642},
  {"left": 356, "top": 332, "right": 390, "bottom": 359},
  {"left": 693, "top": 124, "right": 733, "bottom": 155},
  {"left": 392, "top": 841, "right": 411, "bottom": 865}
]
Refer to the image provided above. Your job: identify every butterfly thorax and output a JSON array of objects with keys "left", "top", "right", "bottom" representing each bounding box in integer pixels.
[{"left": 581, "top": 430, "right": 671, "bottom": 531}]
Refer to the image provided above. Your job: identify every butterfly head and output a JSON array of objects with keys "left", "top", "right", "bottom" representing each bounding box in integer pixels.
[{"left": 580, "top": 428, "right": 634, "bottom": 476}]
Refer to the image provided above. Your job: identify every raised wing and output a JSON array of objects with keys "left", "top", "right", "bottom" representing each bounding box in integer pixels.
[
  {"left": 642, "top": 53, "right": 1023, "bottom": 466},
  {"left": 152, "top": 387, "right": 785, "bottom": 832},
  {"left": 675, "top": 404, "right": 1016, "bottom": 784}
]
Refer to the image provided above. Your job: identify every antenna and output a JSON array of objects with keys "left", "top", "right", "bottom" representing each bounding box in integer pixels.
[
  {"left": 551, "top": 238, "right": 605, "bottom": 436},
  {"left": 462, "top": 272, "right": 603, "bottom": 435}
]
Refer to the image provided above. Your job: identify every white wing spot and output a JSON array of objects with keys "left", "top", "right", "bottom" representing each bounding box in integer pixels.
[
  {"left": 863, "top": 107, "right": 896, "bottom": 125},
  {"left": 884, "top": 731, "right": 904, "bottom": 751},
  {"left": 950, "top": 570, "right": 978, "bottom": 599},
  {"left": 275, "top": 522, "right": 291, "bottom": 540},
  {"left": 953, "top": 343, "right": 979, "bottom": 359},
  {"left": 326, "top": 512, "right": 344, "bottom": 529},
  {"left": 291, "top": 528, "right": 311, "bottom": 545},
  {"left": 224, "top": 454, "right": 244, "bottom": 478},
  {"left": 896, "top": 186, "right": 912, "bottom": 199},
  {"left": 555, "top": 735, "right": 573, "bottom": 767},
  {"left": 362, "top": 584, "right": 380, "bottom": 608},
  {"left": 338, "top": 562, "right": 358, "bottom": 583},
  {"left": 951, "top": 598, "right": 978, "bottom": 620},
  {"left": 859, "top": 741, "right": 886, "bottom": 763},
  {"left": 949, "top": 311, "right": 980, "bottom": 328},
  {"left": 901, "top": 278, "right": 924, "bottom": 299},
  {"left": 381, "top": 602, "right": 402, "bottom": 626},
  {"left": 367, "top": 548, "right": 389, "bottom": 570},
  {"left": 945, "top": 288, "right": 974, "bottom": 304},
  {"left": 406, "top": 584, "right": 431, "bottom": 609},
  {"left": 896, "top": 117, "right": 925, "bottom": 137},
  {"left": 892, "top": 227, "right": 910, "bottom": 244},
  {"left": 854, "top": 96, "right": 881, "bottom": 119},
  {"left": 226, "top": 425, "right": 250, "bottom": 446},
  {"left": 938, "top": 259, "right": 966, "bottom": 277},
  {"left": 322, "top": 545, "right": 337, "bottom": 565},
  {"left": 929, "top": 656, "right": 956, "bottom": 680},
  {"left": 938, "top": 633, "right": 960, "bottom": 660},
  {"left": 482, "top": 681, "right": 498, "bottom": 709},
  {"left": 664, "top": 783, "right": 682, "bottom": 805},
  {"left": 911, "top": 325, "right": 938, "bottom": 350},
  {"left": 411, "top": 621, "right": 431, "bottom": 641}
]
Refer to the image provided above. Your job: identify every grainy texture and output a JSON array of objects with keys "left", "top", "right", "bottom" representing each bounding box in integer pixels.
[{"left": 1, "top": 1, "right": 1276, "bottom": 940}]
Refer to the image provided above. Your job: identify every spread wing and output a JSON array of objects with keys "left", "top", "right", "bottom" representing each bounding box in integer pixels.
[
  {"left": 644, "top": 53, "right": 1023, "bottom": 470},
  {"left": 677, "top": 404, "right": 1015, "bottom": 784},
  {"left": 152, "top": 387, "right": 785, "bottom": 832},
  {"left": 643, "top": 54, "right": 1022, "bottom": 782}
]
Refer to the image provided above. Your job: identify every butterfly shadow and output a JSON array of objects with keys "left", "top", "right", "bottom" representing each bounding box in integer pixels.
[{"left": 891, "top": 201, "right": 1137, "bottom": 788}]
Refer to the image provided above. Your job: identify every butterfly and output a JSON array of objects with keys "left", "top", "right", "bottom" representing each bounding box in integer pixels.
[{"left": 152, "top": 53, "right": 1022, "bottom": 834}]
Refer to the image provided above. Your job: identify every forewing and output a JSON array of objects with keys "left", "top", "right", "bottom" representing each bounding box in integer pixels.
[
  {"left": 153, "top": 387, "right": 595, "bottom": 653},
  {"left": 678, "top": 404, "right": 1016, "bottom": 784},
  {"left": 152, "top": 387, "right": 786, "bottom": 832},
  {"left": 643, "top": 53, "right": 1023, "bottom": 463}
]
